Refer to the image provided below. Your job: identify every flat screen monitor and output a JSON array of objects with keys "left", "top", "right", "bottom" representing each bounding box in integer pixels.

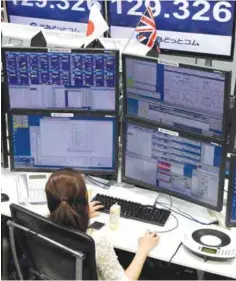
[
  {"left": 122, "top": 119, "right": 226, "bottom": 211},
  {"left": 123, "top": 54, "right": 231, "bottom": 141},
  {"left": 5, "top": 0, "right": 104, "bottom": 34},
  {"left": 2, "top": 48, "right": 119, "bottom": 112},
  {"left": 226, "top": 155, "right": 236, "bottom": 227},
  {"left": 108, "top": 0, "right": 236, "bottom": 60},
  {"left": 230, "top": 94, "right": 236, "bottom": 153},
  {"left": 9, "top": 112, "right": 118, "bottom": 176},
  {"left": 1, "top": 79, "right": 8, "bottom": 168}
]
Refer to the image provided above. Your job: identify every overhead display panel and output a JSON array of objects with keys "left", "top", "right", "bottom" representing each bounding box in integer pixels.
[
  {"left": 108, "top": 0, "right": 236, "bottom": 60},
  {"left": 6, "top": 0, "right": 104, "bottom": 33}
]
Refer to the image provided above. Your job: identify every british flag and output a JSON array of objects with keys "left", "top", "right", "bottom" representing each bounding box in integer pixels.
[{"left": 135, "top": 6, "right": 160, "bottom": 52}]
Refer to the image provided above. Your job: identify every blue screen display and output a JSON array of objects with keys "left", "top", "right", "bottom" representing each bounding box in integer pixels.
[
  {"left": 5, "top": 50, "right": 117, "bottom": 111},
  {"left": 125, "top": 121, "right": 223, "bottom": 208},
  {"left": 124, "top": 56, "right": 227, "bottom": 139},
  {"left": 11, "top": 114, "right": 117, "bottom": 172},
  {"left": 6, "top": 0, "right": 104, "bottom": 33},
  {"left": 109, "top": 0, "right": 235, "bottom": 57}
]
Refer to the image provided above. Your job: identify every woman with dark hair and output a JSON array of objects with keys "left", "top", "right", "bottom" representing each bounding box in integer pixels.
[{"left": 46, "top": 168, "right": 159, "bottom": 281}]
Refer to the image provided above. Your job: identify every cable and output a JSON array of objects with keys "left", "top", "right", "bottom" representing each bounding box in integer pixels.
[
  {"left": 154, "top": 194, "right": 218, "bottom": 225},
  {"left": 168, "top": 242, "right": 182, "bottom": 265},
  {"left": 156, "top": 201, "right": 218, "bottom": 226},
  {"left": 85, "top": 176, "right": 104, "bottom": 188},
  {"left": 152, "top": 195, "right": 178, "bottom": 233},
  {"left": 86, "top": 175, "right": 111, "bottom": 190},
  {"left": 157, "top": 212, "right": 179, "bottom": 234}
]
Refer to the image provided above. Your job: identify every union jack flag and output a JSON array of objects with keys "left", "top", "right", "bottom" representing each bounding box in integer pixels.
[{"left": 135, "top": 6, "right": 160, "bottom": 52}]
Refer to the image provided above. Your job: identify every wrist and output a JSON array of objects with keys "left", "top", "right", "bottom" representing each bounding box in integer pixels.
[{"left": 137, "top": 247, "right": 149, "bottom": 258}]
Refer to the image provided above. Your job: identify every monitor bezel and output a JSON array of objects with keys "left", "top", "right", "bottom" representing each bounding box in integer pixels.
[
  {"left": 2, "top": 47, "right": 120, "bottom": 115},
  {"left": 225, "top": 154, "right": 236, "bottom": 227},
  {"left": 108, "top": 1, "right": 236, "bottom": 62},
  {"left": 1, "top": 78, "right": 9, "bottom": 168},
  {"left": 229, "top": 100, "right": 236, "bottom": 153},
  {"left": 122, "top": 53, "right": 231, "bottom": 143},
  {"left": 121, "top": 117, "right": 226, "bottom": 212},
  {"left": 8, "top": 110, "right": 119, "bottom": 177}
]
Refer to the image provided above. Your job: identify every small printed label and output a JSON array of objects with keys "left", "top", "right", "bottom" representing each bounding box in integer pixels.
[
  {"left": 158, "top": 59, "right": 179, "bottom": 67},
  {"left": 158, "top": 128, "right": 179, "bottom": 136},
  {"left": 48, "top": 48, "right": 71, "bottom": 53},
  {"left": 51, "top": 113, "right": 74, "bottom": 117}
]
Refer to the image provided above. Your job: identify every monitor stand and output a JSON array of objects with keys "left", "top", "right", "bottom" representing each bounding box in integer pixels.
[{"left": 112, "top": 181, "right": 135, "bottom": 189}]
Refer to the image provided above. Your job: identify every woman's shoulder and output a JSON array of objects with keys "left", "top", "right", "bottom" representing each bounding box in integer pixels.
[{"left": 87, "top": 227, "right": 112, "bottom": 247}]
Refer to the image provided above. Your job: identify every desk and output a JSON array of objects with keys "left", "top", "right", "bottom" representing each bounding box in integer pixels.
[{"left": 1, "top": 168, "right": 236, "bottom": 279}]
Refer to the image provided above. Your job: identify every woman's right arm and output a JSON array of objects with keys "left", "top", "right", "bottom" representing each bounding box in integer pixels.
[{"left": 125, "top": 232, "right": 159, "bottom": 280}]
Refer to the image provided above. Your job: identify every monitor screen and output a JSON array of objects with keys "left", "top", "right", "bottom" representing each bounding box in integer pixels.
[
  {"left": 109, "top": 0, "right": 236, "bottom": 60},
  {"left": 5, "top": 0, "right": 104, "bottom": 34},
  {"left": 122, "top": 120, "right": 225, "bottom": 211},
  {"left": 123, "top": 55, "right": 230, "bottom": 140},
  {"left": 9, "top": 113, "right": 118, "bottom": 175},
  {"left": 226, "top": 155, "right": 236, "bottom": 227},
  {"left": 3, "top": 48, "right": 119, "bottom": 112},
  {"left": 233, "top": 108, "right": 236, "bottom": 151}
]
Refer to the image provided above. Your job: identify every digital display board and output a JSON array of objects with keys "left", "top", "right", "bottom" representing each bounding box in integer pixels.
[
  {"left": 6, "top": 0, "right": 104, "bottom": 33},
  {"left": 109, "top": 0, "right": 236, "bottom": 60}
]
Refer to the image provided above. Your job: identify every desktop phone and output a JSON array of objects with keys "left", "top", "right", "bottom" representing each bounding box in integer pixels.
[{"left": 16, "top": 173, "right": 49, "bottom": 204}]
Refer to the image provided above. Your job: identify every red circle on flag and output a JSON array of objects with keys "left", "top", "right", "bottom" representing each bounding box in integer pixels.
[{"left": 86, "top": 20, "right": 95, "bottom": 36}]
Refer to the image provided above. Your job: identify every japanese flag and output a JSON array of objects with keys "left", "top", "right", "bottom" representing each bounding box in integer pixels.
[{"left": 84, "top": 3, "right": 109, "bottom": 47}]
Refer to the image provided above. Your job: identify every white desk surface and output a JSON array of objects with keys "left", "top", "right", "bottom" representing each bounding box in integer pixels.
[{"left": 1, "top": 168, "right": 236, "bottom": 279}]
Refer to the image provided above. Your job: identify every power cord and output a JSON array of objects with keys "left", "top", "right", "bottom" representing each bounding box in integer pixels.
[
  {"left": 168, "top": 242, "right": 183, "bottom": 265},
  {"left": 151, "top": 194, "right": 178, "bottom": 233},
  {"left": 156, "top": 200, "right": 218, "bottom": 226},
  {"left": 157, "top": 212, "right": 179, "bottom": 234},
  {"left": 85, "top": 175, "right": 109, "bottom": 189}
]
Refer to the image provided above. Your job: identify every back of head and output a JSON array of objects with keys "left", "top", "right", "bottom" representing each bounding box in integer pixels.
[{"left": 45, "top": 168, "right": 89, "bottom": 232}]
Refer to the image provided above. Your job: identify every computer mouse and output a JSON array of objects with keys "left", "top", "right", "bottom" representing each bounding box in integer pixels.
[{"left": 1, "top": 193, "right": 9, "bottom": 202}]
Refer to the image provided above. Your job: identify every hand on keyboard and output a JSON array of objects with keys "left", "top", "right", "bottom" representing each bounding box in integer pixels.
[{"left": 89, "top": 201, "right": 104, "bottom": 218}]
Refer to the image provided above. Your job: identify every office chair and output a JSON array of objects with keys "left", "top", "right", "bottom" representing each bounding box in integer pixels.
[{"left": 8, "top": 204, "right": 98, "bottom": 280}]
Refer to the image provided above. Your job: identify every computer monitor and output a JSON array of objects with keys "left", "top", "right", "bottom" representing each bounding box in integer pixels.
[
  {"left": 123, "top": 54, "right": 231, "bottom": 141},
  {"left": 122, "top": 119, "right": 226, "bottom": 211},
  {"left": 8, "top": 112, "right": 118, "bottom": 176},
  {"left": 2, "top": 48, "right": 119, "bottom": 113},
  {"left": 1, "top": 79, "right": 8, "bottom": 168},
  {"left": 226, "top": 155, "right": 236, "bottom": 227},
  {"left": 230, "top": 105, "right": 236, "bottom": 153}
]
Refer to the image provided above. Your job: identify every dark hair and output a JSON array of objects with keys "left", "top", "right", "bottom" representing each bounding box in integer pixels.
[{"left": 45, "top": 168, "right": 89, "bottom": 232}]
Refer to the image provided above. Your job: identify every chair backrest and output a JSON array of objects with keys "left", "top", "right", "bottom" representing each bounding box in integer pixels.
[{"left": 10, "top": 204, "right": 98, "bottom": 280}]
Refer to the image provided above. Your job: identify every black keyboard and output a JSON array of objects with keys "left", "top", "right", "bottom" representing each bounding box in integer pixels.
[{"left": 93, "top": 193, "right": 171, "bottom": 227}]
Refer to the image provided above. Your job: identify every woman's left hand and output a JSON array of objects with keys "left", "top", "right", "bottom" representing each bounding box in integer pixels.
[{"left": 89, "top": 201, "right": 104, "bottom": 218}]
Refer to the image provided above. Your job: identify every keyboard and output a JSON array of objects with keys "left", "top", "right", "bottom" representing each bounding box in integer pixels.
[{"left": 93, "top": 193, "right": 171, "bottom": 227}]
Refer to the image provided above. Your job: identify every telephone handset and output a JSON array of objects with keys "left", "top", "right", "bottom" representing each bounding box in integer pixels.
[{"left": 16, "top": 173, "right": 49, "bottom": 204}]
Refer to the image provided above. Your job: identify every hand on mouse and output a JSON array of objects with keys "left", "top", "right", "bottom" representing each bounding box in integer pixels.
[
  {"left": 89, "top": 201, "right": 104, "bottom": 218},
  {"left": 138, "top": 231, "right": 160, "bottom": 255}
]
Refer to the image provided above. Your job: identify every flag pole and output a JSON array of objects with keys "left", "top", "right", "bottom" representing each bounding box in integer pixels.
[
  {"left": 122, "top": 6, "right": 149, "bottom": 53},
  {"left": 107, "top": 29, "right": 119, "bottom": 50}
]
